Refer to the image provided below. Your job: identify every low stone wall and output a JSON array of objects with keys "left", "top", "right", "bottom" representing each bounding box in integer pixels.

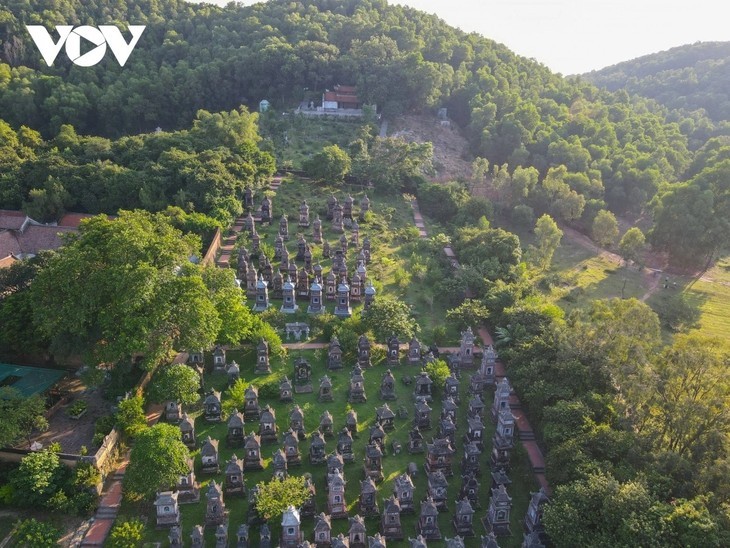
[{"left": 202, "top": 227, "right": 222, "bottom": 265}]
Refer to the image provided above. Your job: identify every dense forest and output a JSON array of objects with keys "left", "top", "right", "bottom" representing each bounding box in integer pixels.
[
  {"left": 584, "top": 42, "right": 730, "bottom": 125},
  {"left": 0, "top": 0, "right": 717, "bottom": 215}
]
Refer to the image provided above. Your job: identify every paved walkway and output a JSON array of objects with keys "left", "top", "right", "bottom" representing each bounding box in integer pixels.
[{"left": 411, "top": 199, "right": 550, "bottom": 494}]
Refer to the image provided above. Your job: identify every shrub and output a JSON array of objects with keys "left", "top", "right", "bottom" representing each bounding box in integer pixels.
[
  {"left": 13, "top": 518, "right": 60, "bottom": 548},
  {"left": 108, "top": 518, "right": 144, "bottom": 547}
]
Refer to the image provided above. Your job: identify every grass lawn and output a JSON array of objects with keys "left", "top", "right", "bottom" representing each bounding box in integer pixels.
[{"left": 127, "top": 347, "right": 537, "bottom": 547}]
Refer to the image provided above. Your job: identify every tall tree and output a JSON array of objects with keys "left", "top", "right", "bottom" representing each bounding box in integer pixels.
[
  {"left": 592, "top": 209, "right": 619, "bottom": 247},
  {"left": 254, "top": 476, "right": 311, "bottom": 521},
  {"left": 618, "top": 227, "right": 646, "bottom": 265},
  {"left": 148, "top": 364, "right": 201, "bottom": 406},
  {"left": 124, "top": 424, "right": 190, "bottom": 501},
  {"left": 529, "top": 214, "right": 563, "bottom": 270}
]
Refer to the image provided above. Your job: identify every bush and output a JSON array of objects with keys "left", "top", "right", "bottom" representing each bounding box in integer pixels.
[
  {"left": 511, "top": 204, "right": 535, "bottom": 227},
  {"left": 116, "top": 395, "right": 147, "bottom": 439},
  {"left": 13, "top": 518, "right": 60, "bottom": 547},
  {"left": 67, "top": 399, "right": 88, "bottom": 417},
  {"left": 258, "top": 378, "right": 281, "bottom": 399},
  {"left": 108, "top": 518, "right": 144, "bottom": 547}
]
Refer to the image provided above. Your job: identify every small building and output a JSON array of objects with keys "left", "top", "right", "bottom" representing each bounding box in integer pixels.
[
  {"left": 299, "top": 200, "right": 310, "bottom": 228},
  {"left": 281, "top": 506, "right": 303, "bottom": 547},
  {"left": 244, "top": 386, "right": 261, "bottom": 421},
  {"left": 328, "top": 336, "right": 343, "bottom": 370},
  {"left": 319, "top": 375, "right": 334, "bottom": 402},
  {"left": 327, "top": 469, "right": 348, "bottom": 519},
  {"left": 364, "top": 443, "right": 384, "bottom": 482},
  {"left": 364, "top": 280, "right": 376, "bottom": 310},
  {"left": 259, "top": 405, "right": 278, "bottom": 444},
  {"left": 358, "top": 335, "right": 372, "bottom": 368},
  {"left": 290, "top": 405, "right": 305, "bottom": 437},
  {"left": 425, "top": 437, "right": 455, "bottom": 477},
  {"left": 381, "top": 495, "right": 403, "bottom": 540},
  {"left": 334, "top": 278, "right": 352, "bottom": 317},
  {"left": 213, "top": 345, "right": 226, "bottom": 371},
  {"left": 445, "top": 374, "right": 460, "bottom": 403},
  {"left": 169, "top": 525, "right": 182, "bottom": 546},
  {"left": 376, "top": 404, "right": 396, "bottom": 430},
  {"left": 302, "top": 474, "right": 317, "bottom": 518},
  {"left": 294, "top": 356, "right": 312, "bottom": 386},
  {"left": 280, "top": 214, "right": 289, "bottom": 240},
  {"left": 204, "top": 390, "right": 222, "bottom": 422},
  {"left": 281, "top": 275, "right": 298, "bottom": 313},
  {"left": 190, "top": 525, "right": 204, "bottom": 547},
  {"left": 253, "top": 274, "right": 270, "bottom": 311},
  {"left": 460, "top": 472, "right": 481, "bottom": 509},
  {"left": 273, "top": 448, "right": 288, "bottom": 479},
  {"left": 349, "top": 514, "right": 367, "bottom": 547},
  {"left": 417, "top": 497, "right": 441, "bottom": 540},
  {"left": 165, "top": 400, "right": 182, "bottom": 422},
  {"left": 227, "top": 360, "right": 241, "bottom": 385},
  {"left": 260, "top": 196, "right": 272, "bottom": 224},
  {"left": 485, "top": 484, "right": 512, "bottom": 537},
  {"left": 346, "top": 409, "right": 358, "bottom": 434},
  {"left": 201, "top": 436, "right": 220, "bottom": 474},
  {"left": 313, "top": 216, "right": 323, "bottom": 243},
  {"left": 462, "top": 441, "right": 482, "bottom": 476},
  {"left": 465, "top": 415, "right": 486, "bottom": 451},
  {"left": 227, "top": 409, "right": 246, "bottom": 447},
  {"left": 441, "top": 397, "right": 458, "bottom": 424},
  {"left": 175, "top": 458, "right": 200, "bottom": 504},
  {"left": 349, "top": 366, "right": 367, "bottom": 403},
  {"left": 259, "top": 99, "right": 270, "bottom": 112},
  {"left": 414, "top": 372, "right": 433, "bottom": 401},
  {"left": 337, "top": 428, "right": 354, "bottom": 462},
  {"left": 310, "top": 431, "right": 327, "bottom": 464},
  {"left": 491, "top": 408, "right": 516, "bottom": 470},
  {"left": 320, "top": 410, "right": 334, "bottom": 437},
  {"left": 215, "top": 523, "right": 228, "bottom": 548},
  {"left": 284, "top": 429, "right": 302, "bottom": 465},
  {"left": 327, "top": 451, "right": 345, "bottom": 476},
  {"left": 453, "top": 498, "right": 475, "bottom": 537},
  {"left": 205, "top": 480, "right": 227, "bottom": 526},
  {"left": 469, "top": 395, "right": 486, "bottom": 418},
  {"left": 308, "top": 277, "right": 324, "bottom": 314},
  {"left": 491, "top": 378, "right": 512, "bottom": 423},
  {"left": 225, "top": 454, "right": 245, "bottom": 495},
  {"left": 256, "top": 339, "right": 271, "bottom": 374},
  {"left": 459, "top": 327, "right": 476, "bottom": 368},
  {"left": 523, "top": 488, "right": 549, "bottom": 540},
  {"left": 427, "top": 470, "right": 449, "bottom": 511},
  {"left": 408, "top": 426, "right": 424, "bottom": 453},
  {"left": 408, "top": 338, "right": 422, "bottom": 364},
  {"left": 314, "top": 513, "right": 332, "bottom": 546},
  {"left": 154, "top": 491, "right": 180, "bottom": 527},
  {"left": 179, "top": 413, "right": 196, "bottom": 449},
  {"left": 243, "top": 432, "right": 264, "bottom": 470},
  {"left": 386, "top": 335, "right": 400, "bottom": 366},
  {"left": 360, "top": 477, "right": 380, "bottom": 516},
  {"left": 414, "top": 400, "right": 432, "bottom": 430},
  {"left": 380, "top": 369, "right": 396, "bottom": 400},
  {"left": 280, "top": 376, "right": 293, "bottom": 402},
  {"left": 409, "top": 536, "right": 427, "bottom": 548},
  {"left": 394, "top": 473, "right": 415, "bottom": 513},
  {"left": 260, "top": 523, "right": 272, "bottom": 548},
  {"left": 236, "top": 524, "right": 249, "bottom": 547},
  {"left": 369, "top": 423, "right": 386, "bottom": 449}
]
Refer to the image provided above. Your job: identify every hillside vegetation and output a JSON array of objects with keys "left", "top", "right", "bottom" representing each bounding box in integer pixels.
[{"left": 584, "top": 41, "right": 730, "bottom": 125}]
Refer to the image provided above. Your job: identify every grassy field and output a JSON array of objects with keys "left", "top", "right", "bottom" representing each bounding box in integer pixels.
[
  {"left": 260, "top": 113, "right": 372, "bottom": 170},
  {"left": 126, "top": 349, "right": 537, "bottom": 547}
]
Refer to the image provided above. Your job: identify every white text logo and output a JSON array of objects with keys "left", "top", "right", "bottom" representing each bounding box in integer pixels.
[{"left": 26, "top": 25, "right": 146, "bottom": 67}]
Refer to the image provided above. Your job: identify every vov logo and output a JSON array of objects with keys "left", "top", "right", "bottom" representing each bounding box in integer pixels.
[{"left": 26, "top": 25, "right": 146, "bottom": 67}]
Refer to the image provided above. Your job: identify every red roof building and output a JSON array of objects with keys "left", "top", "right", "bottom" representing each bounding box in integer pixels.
[{"left": 322, "top": 85, "right": 362, "bottom": 110}]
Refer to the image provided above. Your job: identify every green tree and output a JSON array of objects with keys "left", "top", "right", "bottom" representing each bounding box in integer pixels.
[
  {"left": 361, "top": 296, "right": 419, "bottom": 341},
  {"left": 618, "top": 227, "right": 646, "bottom": 265},
  {"left": 423, "top": 359, "right": 451, "bottom": 392},
  {"left": 303, "top": 144, "right": 351, "bottom": 183},
  {"left": 13, "top": 518, "right": 61, "bottom": 548},
  {"left": 124, "top": 424, "right": 190, "bottom": 501},
  {"left": 108, "top": 518, "right": 144, "bottom": 548},
  {"left": 445, "top": 299, "right": 490, "bottom": 331},
  {"left": 148, "top": 364, "right": 201, "bottom": 406},
  {"left": 31, "top": 211, "right": 230, "bottom": 369},
  {"left": 529, "top": 214, "right": 563, "bottom": 270},
  {"left": 0, "top": 388, "right": 47, "bottom": 448},
  {"left": 592, "top": 209, "right": 619, "bottom": 247},
  {"left": 116, "top": 395, "right": 147, "bottom": 438},
  {"left": 9, "top": 449, "right": 67, "bottom": 508},
  {"left": 223, "top": 378, "right": 247, "bottom": 417},
  {"left": 254, "top": 476, "right": 311, "bottom": 521}
]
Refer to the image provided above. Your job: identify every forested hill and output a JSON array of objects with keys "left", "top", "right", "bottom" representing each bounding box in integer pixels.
[
  {"left": 583, "top": 42, "right": 730, "bottom": 123},
  {"left": 1, "top": 0, "right": 697, "bottom": 217}
]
